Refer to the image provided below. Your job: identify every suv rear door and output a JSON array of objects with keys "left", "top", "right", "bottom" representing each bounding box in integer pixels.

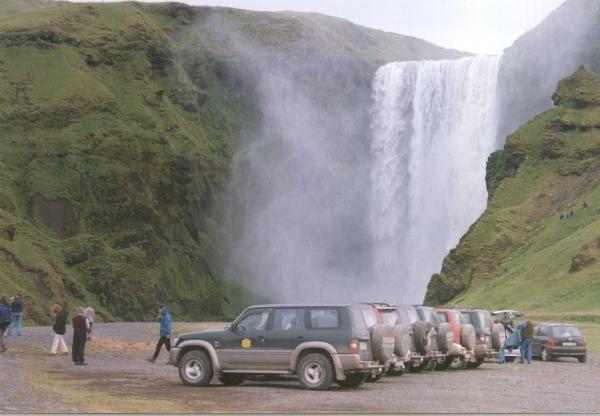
[
  {"left": 265, "top": 308, "right": 307, "bottom": 370},
  {"left": 220, "top": 307, "right": 270, "bottom": 370}
]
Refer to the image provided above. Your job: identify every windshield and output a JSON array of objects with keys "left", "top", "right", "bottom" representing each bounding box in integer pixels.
[{"left": 551, "top": 326, "right": 581, "bottom": 338}]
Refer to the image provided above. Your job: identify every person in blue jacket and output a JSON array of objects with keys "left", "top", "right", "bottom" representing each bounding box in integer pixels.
[{"left": 147, "top": 304, "right": 172, "bottom": 363}]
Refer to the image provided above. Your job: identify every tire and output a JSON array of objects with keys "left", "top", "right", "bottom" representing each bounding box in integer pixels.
[
  {"left": 491, "top": 323, "right": 506, "bottom": 351},
  {"left": 437, "top": 323, "right": 453, "bottom": 353},
  {"left": 297, "top": 353, "right": 334, "bottom": 390},
  {"left": 448, "top": 357, "right": 467, "bottom": 370},
  {"left": 219, "top": 374, "right": 246, "bottom": 386},
  {"left": 366, "top": 371, "right": 384, "bottom": 383},
  {"left": 371, "top": 324, "right": 395, "bottom": 363},
  {"left": 414, "top": 321, "right": 434, "bottom": 354},
  {"left": 408, "top": 359, "right": 427, "bottom": 373},
  {"left": 337, "top": 373, "right": 368, "bottom": 388},
  {"left": 578, "top": 354, "right": 587, "bottom": 363},
  {"left": 541, "top": 347, "right": 551, "bottom": 362},
  {"left": 392, "top": 324, "right": 412, "bottom": 358},
  {"left": 178, "top": 350, "right": 213, "bottom": 386},
  {"left": 387, "top": 366, "right": 405, "bottom": 376},
  {"left": 435, "top": 357, "right": 452, "bottom": 371},
  {"left": 460, "top": 324, "right": 476, "bottom": 350},
  {"left": 466, "top": 357, "right": 485, "bottom": 369}
]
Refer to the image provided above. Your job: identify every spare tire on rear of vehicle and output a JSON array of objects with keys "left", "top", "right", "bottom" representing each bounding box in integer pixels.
[
  {"left": 491, "top": 323, "right": 506, "bottom": 351},
  {"left": 437, "top": 323, "right": 453, "bottom": 353},
  {"left": 460, "top": 324, "right": 476, "bottom": 350},
  {"left": 371, "top": 324, "right": 395, "bottom": 363},
  {"left": 392, "top": 324, "right": 412, "bottom": 358},
  {"left": 414, "top": 321, "right": 434, "bottom": 354}
]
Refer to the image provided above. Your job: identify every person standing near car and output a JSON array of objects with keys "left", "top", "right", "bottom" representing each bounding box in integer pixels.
[
  {"left": 147, "top": 304, "right": 171, "bottom": 363},
  {"left": 0, "top": 297, "right": 11, "bottom": 352},
  {"left": 51, "top": 304, "right": 69, "bottom": 355},
  {"left": 7, "top": 294, "right": 24, "bottom": 336},
  {"left": 517, "top": 315, "right": 534, "bottom": 364},
  {"left": 72, "top": 306, "right": 90, "bottom": 365}
]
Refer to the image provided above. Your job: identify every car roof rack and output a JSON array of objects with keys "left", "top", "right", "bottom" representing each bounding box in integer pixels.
[{"left": 361, "top": 302, "right": 392, "bottom": 307}]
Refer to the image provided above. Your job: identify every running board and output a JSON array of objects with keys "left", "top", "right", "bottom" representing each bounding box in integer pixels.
[{"left": 221, "top": 369, "right": 293, "bottom": 375}]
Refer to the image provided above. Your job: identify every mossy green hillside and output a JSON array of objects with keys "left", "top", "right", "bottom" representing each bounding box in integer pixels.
[
  {"left": 0, "top": 1, "right": 465, "bottom": 324},
  {"left": 426, "top": 67, "right": 600, "bottom": 318}
]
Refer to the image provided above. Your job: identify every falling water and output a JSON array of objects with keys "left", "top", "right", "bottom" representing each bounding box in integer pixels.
[{"left": 369, "top": 56, "right": 500, "bottom": 304}]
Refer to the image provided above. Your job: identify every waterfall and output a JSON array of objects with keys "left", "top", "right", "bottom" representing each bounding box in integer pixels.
[{"left": 369, "top": 56, "right": 500, "bottom": 304}]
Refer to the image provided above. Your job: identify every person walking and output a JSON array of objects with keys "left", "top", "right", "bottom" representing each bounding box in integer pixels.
[
  {"left": 7, "top": 294, "right": 24, "bottom": 336},
  {"left": 0, "top": 297, "right": 11, "bottom": 352},
  {"left": 72, "top": 307, "right": 90, "bottom": 365},
  {"left": 517, "top": 315, "right": 534, "bottom": 364},
  {"left": 51, "top": 304, "right": 69, "bottom": 355},
  {"left": 147, "top": 304, "right": 171, "bottom": 363},
  {"left": 83, "top": 305, "right": 95, "bottom": 341}
]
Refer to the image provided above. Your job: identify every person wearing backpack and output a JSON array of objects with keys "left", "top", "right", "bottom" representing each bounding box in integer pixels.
[
  {"left": 51, "top": 304, "right": 69, "bottom": 355},
  {"left": 0, "top": 297, "right": 11, "bottom": 352}
]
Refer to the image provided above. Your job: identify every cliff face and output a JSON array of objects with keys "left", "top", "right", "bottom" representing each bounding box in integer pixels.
[
  {"left": 425, "top": 66, "right": 600, "bottom": 314},
  {"left": 0, "top": 1, "right": 465, "bottom": 323}
]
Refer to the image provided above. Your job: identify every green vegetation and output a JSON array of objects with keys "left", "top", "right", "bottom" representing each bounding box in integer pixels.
[
  {"left": 0, "top": 1, "right": 464, "bottom": 324},
  {"left": 426, "top": 67, "right": 600, "bottom": 322}
]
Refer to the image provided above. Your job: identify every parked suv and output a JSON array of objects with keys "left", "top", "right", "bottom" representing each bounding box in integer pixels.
[
  {"left": 169, "top": 304, "right": 383, "bottom": 390},
  {"left": 434, "top": 308, "right": 474, "bottom": 370},
  {"left": 373, "top": 305, "right": 413, "bottom": 376},
  {"left": 457, "top": 308, "right": 505, "bottom": 368},
  {"left": 411, "top": 306, "right": 452, "bottom": 372},
  {"left": 533, "top": 323, "right": 587, "bottom": 363}
]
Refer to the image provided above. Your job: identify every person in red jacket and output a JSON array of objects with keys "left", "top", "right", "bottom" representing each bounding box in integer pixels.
[{"left": 72, "top": 307, "right": 90, "bottom": 365}]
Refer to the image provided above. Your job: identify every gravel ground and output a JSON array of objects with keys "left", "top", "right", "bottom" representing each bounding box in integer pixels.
[{"left": 1, "top": 323, "right": 599, "bottom": 413}]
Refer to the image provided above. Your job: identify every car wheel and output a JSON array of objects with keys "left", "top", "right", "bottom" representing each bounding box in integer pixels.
[
  {"left": 466, "top": 357, "right": 485, "bottom": 369},
  {"left": 541, "top": 347, "right": 551, "bottom": 362},
  {"left": 435, "top": 357, "right": 452, "bottom": 371},
  {"left": 219, "top": 374, "right": 246, "bottom": 386},
  {"left": 178, "top": 350, "right": 213, "bottom": 386},
  {"left": 578, "top": 355, "right": 587, "bottom": 363},
  {"left": 337, "top": 373, "right": 368, "bottom": 388},
  {"left": 448, "top": 357, "right": 467, "bottom": 370},
  {"left": 297, "top": 353, "right": 334, "bottom": 390},
  {"left": 371, "top": 324, "right": 395, "bottom": 363}
]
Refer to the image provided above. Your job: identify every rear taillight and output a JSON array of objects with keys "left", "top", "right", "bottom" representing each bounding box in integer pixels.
[
  {"left": 547, "top": 338, "right": 555, "bottom": 347},
  {"left": 582, "top": 338, "right": 587, "bottom": 347},
  {"left": 350, "top": 339, "right": 359, "bottom": 354}
]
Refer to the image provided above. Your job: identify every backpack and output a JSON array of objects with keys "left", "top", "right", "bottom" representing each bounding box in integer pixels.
[{"left": 0, "top": 304, "right": 9, "bottom": 322}]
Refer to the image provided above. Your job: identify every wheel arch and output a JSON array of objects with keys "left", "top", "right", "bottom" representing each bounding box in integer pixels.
[
  {"left": 290, "top": 342, "right": 346, "bottom": 380},
  {"left": 175, "top": 340, "right": 222, "bottom": 377}
]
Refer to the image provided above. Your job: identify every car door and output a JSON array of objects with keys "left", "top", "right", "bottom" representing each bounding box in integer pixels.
[
  {"left": 219, "top": 308, "right": 270, "bottom": 370},
  {"left": 532, "top": 325, "right": 547, "bottom": 356},
  {"left": 265, "top": 308, "right": 307, "bottom": 370}
]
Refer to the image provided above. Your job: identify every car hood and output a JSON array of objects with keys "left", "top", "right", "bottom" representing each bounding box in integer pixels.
[{"left": 177, "top": 328, "right": 228, "bottom": 342}]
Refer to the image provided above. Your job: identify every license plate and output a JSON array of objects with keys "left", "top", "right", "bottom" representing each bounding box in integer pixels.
[{"left": 563, "top": 342, "right": 576, "bottom": 346}]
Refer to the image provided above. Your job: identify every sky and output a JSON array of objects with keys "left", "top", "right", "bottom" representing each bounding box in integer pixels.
[{"left": 69, "top": 0, "right": 566, "bottom": 54}]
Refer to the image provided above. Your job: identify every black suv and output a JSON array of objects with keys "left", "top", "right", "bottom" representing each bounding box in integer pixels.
[
  {"left": 457, "top": 308, "right": 505, "bottom": 368},
  {"left": 169, "top": 304, "right": 384, "bottom": 390}
]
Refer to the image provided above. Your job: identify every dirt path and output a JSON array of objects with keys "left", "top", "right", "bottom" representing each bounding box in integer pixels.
[{"left": 1, "top": 323, "right": 599, "bottom": 413}]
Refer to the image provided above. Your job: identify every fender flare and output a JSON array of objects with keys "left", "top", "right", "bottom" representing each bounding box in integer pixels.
[
  {"left": 175, "top": 340, "right": 222, "bottom": 377},
  {"left": 290, "top": 341, "right": 346, "bottom": 380}
]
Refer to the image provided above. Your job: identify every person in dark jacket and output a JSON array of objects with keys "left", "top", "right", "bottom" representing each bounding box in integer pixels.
[
  {"left": 72, "top": 306, "right": 90, "bottom": 365},
  {"left": 0, "top": 297, "right": 10, "bottom": 352},
  {"left": 517, "top": 315, "right": 534, "bottom": 364},
  {"left": 147, "top": 304, "right": 171, "bottom": 363},
  {"left": 7, "top": 294, "right": 24, "bottom": 336},
  {"left": 51, "top": 304, "right": 69, "bottom": 355}
]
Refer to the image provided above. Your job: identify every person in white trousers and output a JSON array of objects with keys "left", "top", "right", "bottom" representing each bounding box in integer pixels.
[
  {"left": 83, "top": 305, "right": 95, "bottom": 341},
  {"left": 51, "top": 304, "right": 68, "bottom": 355}
]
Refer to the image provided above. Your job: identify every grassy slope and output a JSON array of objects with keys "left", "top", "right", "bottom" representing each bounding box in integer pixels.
[
  {"left": 0, "top": 1, "right": 465, "bottom": 324},
  {"left": 426, "top": 67, "right": 600, "bottom": 322}
]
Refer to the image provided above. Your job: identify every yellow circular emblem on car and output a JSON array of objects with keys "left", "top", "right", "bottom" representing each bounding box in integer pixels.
[{"left": 241, "top": 338, "right": 252, "bottom": 348}]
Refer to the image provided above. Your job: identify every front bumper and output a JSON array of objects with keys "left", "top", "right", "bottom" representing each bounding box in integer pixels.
[{"left": 169, "top": 347, "right": 181, "bottom": 366}]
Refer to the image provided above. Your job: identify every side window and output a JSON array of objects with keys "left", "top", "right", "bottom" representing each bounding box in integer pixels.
[
  {"left": 310, "top": 308, "right": 340, "bottom": 329},
  {"left": 405, "top": 308, "right": 419, "bottom": 324},
  {"left": 537, "top": 326, "right": 548, "bottom": 336},
  {"left": 273, "top": 309, "right": 305, "bottom": 331},
  {"left": 360, "top": 308, "right": 378, "bottom": 328},
  {"left": 458, "top": 312, "right": 470, "bottom": 326},
  {"left": 237, "top": 309, "right": 270, "bottom": 331},
  {"left": 436, "top": 312, "right": 449, "bottom": 323}
]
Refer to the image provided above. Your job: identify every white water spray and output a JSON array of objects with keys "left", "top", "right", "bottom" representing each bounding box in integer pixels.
[{"left": 369, "top": 56, "right": 500, "bottom": 304}]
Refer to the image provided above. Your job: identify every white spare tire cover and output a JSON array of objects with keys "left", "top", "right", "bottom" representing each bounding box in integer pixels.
[
  {"left": 460, "top": 324, "right": 476, "bottom": 350},
  {"left": 371, "top": 324, "right": 395, "bottom": 363},
  {"left": 393, "top": 324, "right": 412, "bottom": 358}
]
